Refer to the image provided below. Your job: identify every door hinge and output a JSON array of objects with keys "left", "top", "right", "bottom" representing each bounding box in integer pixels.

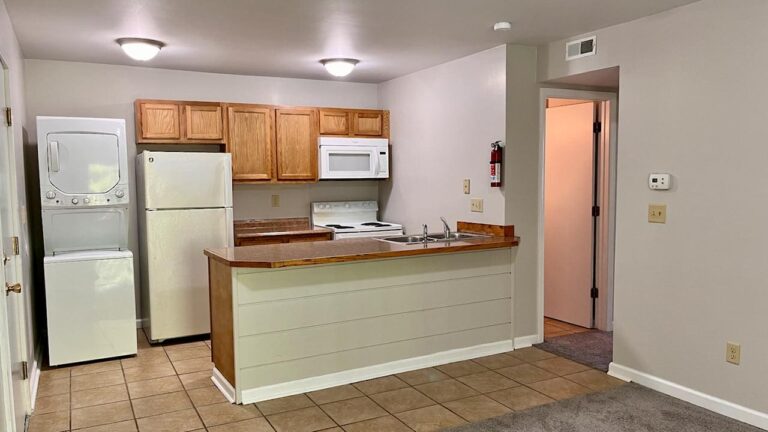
[
  {"left": 591, "top": 287, "right": 599, "bottom": 299},
  {"left": 11, "top": 236, "right": 19, "bottom": 255},
  {"left": 21, "top": 361, "right": 28, "bottom": 380},
  {"left": 591, "top": 206, "right": 600, "bottom": 217},
  {"left": 4, "top": 107, "right": 11, "bottom": 127},
  {"left": 593, "top": 121, "right": 602, "bottom": 134}
]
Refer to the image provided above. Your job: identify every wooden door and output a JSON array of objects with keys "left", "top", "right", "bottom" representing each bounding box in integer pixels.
[
  {"left": 226, "top": 105, "right": 274, "bottom": 181},
  {"left": 319, "top": 109, "right": 350, "bottom": 135},
  {"left": 139, "top": 103, "right": 181, "bottom": 139},
  {"left": 353, "top": 111, "right": 383, "bottom": 136},
  {"left": 275, "top": 109, "right": 318, "bottom": 181},
  {"left": 185, "top": 105, "right": 223, "bottom": 140}
]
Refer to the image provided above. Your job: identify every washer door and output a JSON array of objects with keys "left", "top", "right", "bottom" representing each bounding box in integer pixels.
[{"left": 47, "top": 132, "right": 120, "bottom": 194}]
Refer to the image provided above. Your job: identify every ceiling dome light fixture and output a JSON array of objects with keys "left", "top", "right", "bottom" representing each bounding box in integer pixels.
[
  {"left": 493, "top": 21, "right": 513, "bottom": 31},
  {"left": 320, "top": 58, "right": 359, "bottom": 77},
  {"left": 116, "top": 38, "right": 165, "bottom": 61}
]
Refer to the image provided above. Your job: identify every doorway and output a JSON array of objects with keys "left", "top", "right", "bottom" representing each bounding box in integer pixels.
[{"left": 536, "top": 89, "right": 617, "bottom": 371}]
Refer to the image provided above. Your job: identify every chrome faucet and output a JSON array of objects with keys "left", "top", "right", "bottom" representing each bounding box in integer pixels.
[
  {"left": 440, "top": 217, "right": 451, "bottom": 239},
  {"left": 423, "top": 224, "right": 429, "bottom": 243}
]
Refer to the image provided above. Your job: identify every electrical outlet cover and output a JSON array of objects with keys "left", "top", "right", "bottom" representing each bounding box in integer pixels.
[
  {"left": 648, "top": 204, "right": 666, "bottom": 223},
  {"left": 726, "top": 342, "right": 741, "bottom": 365},
  {"left": 471, "top": 198, "right": 484, "bottom": 213},
  {"left": 463, "top": 179, "right": 471, "bottom": 194}
]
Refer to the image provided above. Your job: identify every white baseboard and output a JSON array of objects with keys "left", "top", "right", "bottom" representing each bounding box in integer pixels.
[
  {"left": 211, "top": 368, "right": 235, "bottom": 404},
  {"left": 608, "top": 362, "right": 768, "bottom": 430},
  {"left": 28, "top": 345, "right": 42, "bottom": 411},
  {"left": 514, "top": 334, "right": 541, "bottom": 349},
  {"left": 240, "top": 339, "right": 515, "bottom": 404}
]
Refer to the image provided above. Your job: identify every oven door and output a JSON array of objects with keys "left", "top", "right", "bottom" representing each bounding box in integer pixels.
[{"left": 319, "top": 145, "right": 379, "bottom": 179}]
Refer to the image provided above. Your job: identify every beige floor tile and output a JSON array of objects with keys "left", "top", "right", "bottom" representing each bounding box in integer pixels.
[
  {"left": 178, "top": 370, "right": 214, "bottom": 390},
  {"left": 162, "top": 341, "right": 207, "bottom": 352},
  {"left": 256, "top": 393, "right": 315, "bottom": 416},
  {"left": 486, "top": 386, "right": 555, "bottom": 411},
  {"left": 267, "top": 406, "right": 336, "bottom": 432},
  {"left": 320, "top": 396, "right": 387, "bottom": 425},
  {"left": 37, "top": 377, "right": 70, "bottom": 397},
  {"left": 320, "top": 429, "right": 343, "bottom": 432},
  {"left": 369, "top": 387, "right": 435, "bottom": 414},
  {"left": 307, "top": 384, "right": 364, "bottom": 405},
  {"left": 166, "top": 346, "right": 211, "bottom": 362},
  {"left": 442, "top": 395, "right": 511, "bottom": 422},
  {"left": 435, "top": 360, "right": 488, "bottom": 378},
  {"left": 39, "top": 368, "right": 71, "bottom": 383},
  {"left": 352, "top": 375, "right": 409, "bottom": 395},
  {"left": 196, "top": 401, "right": 261, "bottom": 427},
  {"left": 496, "top": 364, "right": 557, "bottom": 384},
  {"left": 71, "top": 383, "right": 129, "bottom": 409},
  {"left": 71, "top": 369, "right": 125, "bottom": 391},
  {"left": 121, "top": 348, "right": 170, "bottom": 369},
  {"left": 396, "top": 405, "right": 466, "bottom": 432},
  {"left": 342, "top": 415, "right": 411, "bottom": 432},
  {"left": 171, "top": 357, "right": 213, "bottom": 375},
  {"left": 71, "top": 400, "right": 133, "bottom": 429},
  {"left": 508, "top": 347, "right": 557, "bottom": 363},
  {"left": 135, "top": 408, "right": 203, "bottom": 432},
  {"left": 75, "top": 419, "right": 138, "bottom": 432},
  {"left": 127, "top": 375, "right": 183, "bottom": 399},
  {"left": 472, "top": 353, "right": 525, "bottom": 370},
  {"left": 208, "top": 417, "right": 275, "bottom": 432},
  {"left": 131, "top": 390, "right": 193, "bottom": 418},
  {"left": 533, "top": 357, "right": 591, "bottom": 376},
  {"left": 414, "top": 379, "right": 478, "bottom": 403},
  {"left": 564, "top": 369, "right": 626, "bottom": 391},
  {"left": 28, "top": 410, "right": 69, "bottom": 432},
  {"left": 527, "top": 377, "right": 593, "bottom": 400},
  {"left": 187, "top": 386, "right": 228, "bottom": 406},
  {"left": 457, "top": 371, "right": 520, "bottom": 394},
  {"left": 396, "top": 368, "right": 450, "bottom": 386},
  {"left": 123, "top": 362, "right": 176, "bottom": 383},
  {"left": 71, "top": 359, "right": 122, "bottom": 377},
  {"left": 34, "top": 393, "right": 69, "bottom": 414}
]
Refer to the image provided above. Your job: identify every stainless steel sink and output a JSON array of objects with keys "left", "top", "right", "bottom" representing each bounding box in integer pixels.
[{"left": 379, "top": 232, "right": 488, "bottom": 245}]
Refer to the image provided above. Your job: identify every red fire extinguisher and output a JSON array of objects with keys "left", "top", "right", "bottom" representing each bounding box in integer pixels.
[{"left": 490, "top": 141, "right": 503, "bottom": 187}]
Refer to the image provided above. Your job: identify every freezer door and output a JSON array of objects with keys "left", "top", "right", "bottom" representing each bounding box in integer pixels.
[
  {"left": 44, "top": 251, "right": 137, "bottom": 365},
  {"left": 138, "top": 151, "right": 232, "bottom": 209},
  {"left": 144, "top": 208, "right": 233, "bottom": 341},
  {"left": 46, "top": 132, "right": 121, "bottom": 194}
]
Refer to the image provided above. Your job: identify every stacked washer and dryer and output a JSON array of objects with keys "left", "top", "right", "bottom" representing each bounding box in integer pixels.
[{"left": 37, "top": 117, "right": 137, "bottom": 366}]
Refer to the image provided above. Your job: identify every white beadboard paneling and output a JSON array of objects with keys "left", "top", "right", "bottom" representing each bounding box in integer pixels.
[
  {"left": 237, "top": 273, "right": 510, "bottom": 335},
  {"left": 236, "top": 249, "right": 512, "bottom": 304},
  {"left": 240, "top": 325, "right": 513, "bottom": 390},
  {"left": 238, "top": 299, "right": 511, "bottom": 367}
]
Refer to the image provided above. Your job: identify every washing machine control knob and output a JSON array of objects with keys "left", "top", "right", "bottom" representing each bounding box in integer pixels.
[
  {"left": 45, "top": 191, "right": 56, "bottom": 199},
  {"left": 83, "top": 198, "right": 90, "bottom": 204},
  {"left": 71, "top": 198, "right": 79, "bottom": 205},
  {"left": 115, "top": 190, "right": 125, "bottom": 198}
]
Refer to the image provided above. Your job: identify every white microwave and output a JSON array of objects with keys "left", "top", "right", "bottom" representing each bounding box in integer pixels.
[{"left": 319, "top": 137, "right": 389, "bottom": 179}]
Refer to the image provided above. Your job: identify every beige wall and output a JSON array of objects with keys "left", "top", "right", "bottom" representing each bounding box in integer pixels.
[
  {"left": 23, "top": 59, "right": 380, "bottom": 317},
  {"left": 377, "top": 45, "right": 507, "bottom": 233},
  {"left": 540, "top": 0, "right": 768, "bottom": 414}
]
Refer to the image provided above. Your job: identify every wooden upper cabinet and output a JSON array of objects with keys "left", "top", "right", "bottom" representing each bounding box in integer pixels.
[
  {"left": 186, "top": 105, "right": 223, "bottom": 140},
  {"left": 353, "top": 111, "right": 384, "bottom": 136},
  {"left": 319, "top": 109, "right": 350, "bottom": 135},
  {"left": 275, "top": 109, "right": 318, "bottom": 181},
  {"left": 139, "top": 103, "right": 181, "bottom": 140},
  {"left": 226, "top": 105, "right": 274, "bottom": 181},
  {"left": 135, "top": 100, "right": 225, "bottom": 143}
]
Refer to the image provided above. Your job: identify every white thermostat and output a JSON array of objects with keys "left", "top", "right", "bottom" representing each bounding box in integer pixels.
[{"left": 649, "top": 173, "right": 671, "bottom": 190}]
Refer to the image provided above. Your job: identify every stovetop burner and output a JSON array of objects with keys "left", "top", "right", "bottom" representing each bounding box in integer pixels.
[
  {"left": 361, "top": 222, "right": 391, "bottom": 227},
  {"left": 326, "top": 224, "right": 354, "bottom": 229}
]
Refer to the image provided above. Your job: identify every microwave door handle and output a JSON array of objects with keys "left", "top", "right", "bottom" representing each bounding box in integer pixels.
[{"left": 49, "top": 141, "right": 60, "bottom": 172}]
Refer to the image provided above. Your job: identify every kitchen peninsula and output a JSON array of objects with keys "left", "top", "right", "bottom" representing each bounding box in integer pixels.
[{"left": 204, "top": 223, "right": 519, "bottom": 404}]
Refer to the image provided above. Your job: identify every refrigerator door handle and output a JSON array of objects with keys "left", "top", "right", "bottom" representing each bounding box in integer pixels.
[{"left": 49, "top": 140, "right": 60, "bottom": 172}]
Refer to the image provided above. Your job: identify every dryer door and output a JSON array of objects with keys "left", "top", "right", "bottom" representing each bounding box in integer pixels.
[{"left": 46, "top": 132, "right": 120, "bottom": 194}]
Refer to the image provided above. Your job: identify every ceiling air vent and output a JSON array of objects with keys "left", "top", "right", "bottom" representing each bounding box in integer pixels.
[{"left": 566, "top": 36, "right": 596, "bottom": 61}]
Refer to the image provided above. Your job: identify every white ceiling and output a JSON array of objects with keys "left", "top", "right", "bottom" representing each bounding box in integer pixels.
[{"left": 5, "top": 0, "right": 698, "bottom": 83}]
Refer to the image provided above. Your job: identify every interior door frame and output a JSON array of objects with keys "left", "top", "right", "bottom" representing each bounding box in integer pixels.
[{"left": 537, "top": 88, "right": 618, "bottom": 340}]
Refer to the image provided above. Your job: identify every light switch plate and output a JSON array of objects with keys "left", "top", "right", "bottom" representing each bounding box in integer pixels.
[
  {"left": 648, "top": 204, "right": 666, "bottom": 223},
  {"left": 463, "top": 179, "right": 471, "bottom": 194},
  {"left": 471, "top": 198, "right": 484, "bottom": 213},
  {"left": 271, "top": 194, "right": 280, "bottom": 208}
]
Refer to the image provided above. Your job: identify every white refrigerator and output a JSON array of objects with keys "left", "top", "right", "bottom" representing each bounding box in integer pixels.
[{"left": 136, "top": 151, "right": 234, "bottom": 342}]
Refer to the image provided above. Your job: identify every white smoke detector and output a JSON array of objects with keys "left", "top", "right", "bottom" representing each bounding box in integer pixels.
[{"left": 493, "top": 21, "right": 512, "bottom": 31}]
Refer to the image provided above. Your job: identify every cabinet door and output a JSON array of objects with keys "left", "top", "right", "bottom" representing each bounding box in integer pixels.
[
  {"left": 353, "top": 111, "right": 383, "bottom": 136},
  {"left": 319, "top": 110, "right": 350, "bottom": 135},
  {"left": 185, "top": 105, "right": 223, "bottom": 140},
  {"left": 140, "top": 103, "right": 181, "bottom": 139},
  {"left": 275, "top": 109, "right": 318, "bottom": 181},
  {"left": 226, "top": 105, "right": 274, "bottom": 181}
]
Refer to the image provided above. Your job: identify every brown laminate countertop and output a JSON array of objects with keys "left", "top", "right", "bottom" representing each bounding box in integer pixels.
[
  {"left": 205, "top": 235, "right": 519, "bottom": 269},
  {"left": 234, "top": 217, "right": 332, "bottom": 239}
]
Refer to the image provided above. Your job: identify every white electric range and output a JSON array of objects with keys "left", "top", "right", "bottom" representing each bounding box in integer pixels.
[{"left": 311, "top": 201, "right": 404, "bottom": 239}]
